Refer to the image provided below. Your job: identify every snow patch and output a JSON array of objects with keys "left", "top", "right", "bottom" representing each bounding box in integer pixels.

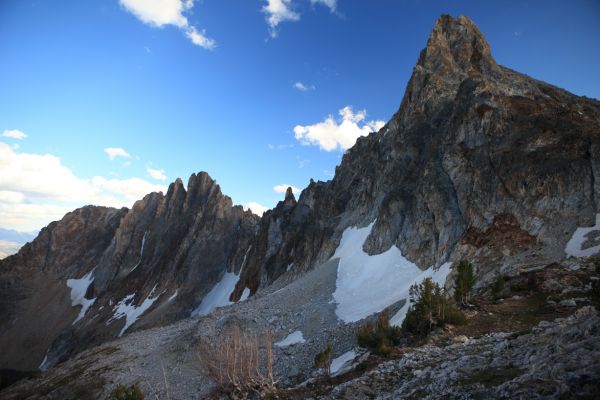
[
  {"left": 286, "top": 263, "right": 293, "bottom": 272},
  {"left": 130, "top": 230, "right": 148, "bottom": 271},
  {"left": 240, "top": 287, "right": 251, "bottom": 301},
  {"left": 66, "top": 270, "right": 96, "bottom": 325},
  {"left": 108, "top": 285, "right": 162, "bottom": 336},
  {"left": 167, "top": 289, "right": 178, "bottom": 302},
  {"left": 331, "top": 222, "right": 452, "bottom": 326},
  {"left": 38, "top": 351, "right": 50, "bottom": 371},
  {"left": 275, "top": 330, "right": 306, "bottom": 347},
  {"left": 331, "top": 350, "right": 357, "bottom": 375},
  {"left": 565, "top": 214, "right": 600, "bottom": 258},
  {"left": 191, "top": 246, "right": 252, "bottom": 317},
  {"left": 191, "top": 272, "right": 239, "bottom": 316}
]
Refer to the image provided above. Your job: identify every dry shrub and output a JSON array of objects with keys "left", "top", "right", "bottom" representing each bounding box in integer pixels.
[{"left": 198, "top": 326, "right": 276, "bottom": 399}]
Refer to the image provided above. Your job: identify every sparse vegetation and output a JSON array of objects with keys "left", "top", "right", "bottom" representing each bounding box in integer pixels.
[
  {"left": 108, "top": 383, "right": 144, "bottom": 400},
  {"left": 313, "top": 343, "right": 332, "bottom": 375},
  {"left": 402, "top": 277, "right": 465, "bottom": 337},
  {"left": 197, "top": 326, "right": 276, "bottom": 399},
  {"left": 454, "top": 260, "right": 475, "bottom": 304},
  {"left": 491, "top": 275, "right": 509, "bottom": 299},
  {"left": 356, "top": 309, "right": 403, "bottom": 356}
]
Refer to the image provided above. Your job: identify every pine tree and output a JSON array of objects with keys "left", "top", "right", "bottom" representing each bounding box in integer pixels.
[{"left": 454, "top": 260, "right": 475, "bottom": 304}]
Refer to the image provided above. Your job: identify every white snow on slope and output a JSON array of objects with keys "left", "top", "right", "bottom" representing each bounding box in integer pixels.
[
  {"left": 331, "top": 222, "right": 452, "bottom": 326},
  {"left": 191, "top": 247, "right": 252, "bottom": 317},
  {"left": 131, "top": 230, "right": 148, "bottom": 271},
  {"left": 108, "top": 285, "right": 162, "bottom": 336},
  {"left": 565, "top": 214, "right": 600, "bottom": 258},
  {"left": 167, "top": 289, "right": 178, "bottom": 302},
  {"left": 331, "top": 350, "right": 357, "bottom": 375},
  {"left": 240, "top": 287, "right": 251, "bottom": 301},
  {"left": 191, "top": 271, "right": 240, "bottom": 317},
  {"left": 67, "top": 270, "right": 96, "bottom": 325},
  {"left": 275, "top": 330, "right": 306, "bottom": 347}
]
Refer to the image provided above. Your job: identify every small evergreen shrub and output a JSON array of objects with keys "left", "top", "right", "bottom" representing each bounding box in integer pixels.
[
  {"left": 491, "top": 275, "right": 509, "bottom": 299},
  {"left": 356, "top": 309, "right": 402, "bottom": 356},
  {"left": 454, "top": 260, "right": 475, "bottom": 304},
  {"left": 314, "top": 343, "right": 332, "bottom": 375},
  {"left": 108, "top": 383, "right": 144, "bottom": 400},
  {"left": 402, "top": 277, "right": 465, "bottom": 337}
]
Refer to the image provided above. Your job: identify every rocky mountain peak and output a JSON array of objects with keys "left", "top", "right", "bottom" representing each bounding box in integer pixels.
[
  {"left": 420, "top": 15, "right": 498, "bottom": 77},
  {"left": 396, "top": 15, "right": 500, "bottom": 130},
  {"left": 284, "top": 187, "right": 296, "bottom": 206}
]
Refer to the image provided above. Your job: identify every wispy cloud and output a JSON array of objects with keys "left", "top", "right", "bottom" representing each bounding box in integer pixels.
[
  {"left": 267, "top": 143, "right": 294, "bottom": 150},
  {"left": 2, "top": 129, "right": 27, "bottom": 140},
  {"left": 293, "top": 81, "right": 315, "bottom": 91},
  {"left": 273, "top": 184, "right": 301, "bottom": 195},
  {"left": 147, "top": 166, "right": 167, "bottom": 181},
  {"left": 262, "top": 0, "right": 300, "bottom": 38},
  {"left": 104, "top": 147, "right": 131, "bottom": 161},
  {"left": 119, "top": 0, "right": 215, "bottom": 49},
  {"left": 311, "top": 0, "right": 337, "bottom": 12},
  {"left": 294, "top": 106, "right": 385, "bottom": 151}
]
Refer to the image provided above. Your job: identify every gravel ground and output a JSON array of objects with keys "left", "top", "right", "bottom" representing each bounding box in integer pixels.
[{"left": 0, "top": 257, "right": 399, "bottom": 399}]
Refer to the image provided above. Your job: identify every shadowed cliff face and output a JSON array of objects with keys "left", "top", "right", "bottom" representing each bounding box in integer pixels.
[
  {"left": 0, "top": 172, "right": 259, "bottom": 370},
  {"left": 1, "top": 15, "right": 599, "bottom": 372}
]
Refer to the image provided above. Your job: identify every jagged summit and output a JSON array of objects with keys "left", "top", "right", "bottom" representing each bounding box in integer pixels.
[{"left": 420, "top": 15, "right": 498, "bottom": 77}]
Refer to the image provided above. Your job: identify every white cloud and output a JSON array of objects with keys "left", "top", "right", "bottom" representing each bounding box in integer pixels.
[
  {"left": 2, "top": 129, "right": 27, "bottom": 140},
  {"left": 119, "top": 0, "right": 215, "bottom": 49},
  {"left": 262, "top": 0, "right": 300, "bottom": 38},
  {"left": 273, "top": 184, "right": 301, "bottom": 195},
  {"left": 267, "top": 143, "right": 294, "bottom": 150},
  {"left": 293, "top": 82, "right": 315, "bottom": 91},
  {"left": 104, "top": 147, "right": 131, "bottom": 161},
  {"left": 293, "top": 106, "right": 385, "bottom": 151},
  {"left": 311, "top": 0, "right": 337, "bottom": 12},
  {"left": 245, "top": 202, "right": 269, "bottom": 216},
  {"left": 185, "top": 26, "right": 216, "bottom": 49},
  {"left": 147, "top": 167, "right": 167, "bottom": 181},
  {"left": 0, "top": 191, "right": 26, "bottom": 203},
  {"left": 0, "top": 142, "right": 167, "bottom": 231}
]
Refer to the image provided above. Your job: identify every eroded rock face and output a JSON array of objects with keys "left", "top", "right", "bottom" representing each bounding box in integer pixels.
[{"left": 0, "top": 173, "right": 259, "bottom": 370}]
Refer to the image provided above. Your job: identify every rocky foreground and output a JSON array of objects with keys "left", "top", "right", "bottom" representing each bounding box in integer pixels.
[{"left": 323, "top": 306, "right": 599, "bottom": 399}]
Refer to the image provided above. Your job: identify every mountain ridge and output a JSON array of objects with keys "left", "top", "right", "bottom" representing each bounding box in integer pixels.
[{"left": 1, "top": 14, "right": 599, "bottom": 383}]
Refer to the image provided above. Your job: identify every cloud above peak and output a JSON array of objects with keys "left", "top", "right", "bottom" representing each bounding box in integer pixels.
[
  {"left": 294, "top": 106, "right": 385, "bottom": 151},
  {"left": 2, "top": 129, "right": 27, "bottom": 140},
  {"left": 119, "top": 0, "right": 215, "bottom": 49},
  {"left": 0, "top": 142, "right": 166, "bottom": 231},
  {"left": 273, "top": 184, "right": 301, "bottom": 195},
  {"left": 104, "top": 147, "right": 131, "bottom": 160},
  {"left": 147, "top": 166, "right": 168, "bottom": 181}
]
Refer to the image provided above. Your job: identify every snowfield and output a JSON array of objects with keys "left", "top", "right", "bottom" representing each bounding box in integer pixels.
[
  {"left": 331, "top": 222, "right": 452, "bottom": 326},
  {"left": 275, "top": 330, "right": 306, "bottom": 347},
  {"left": 66, "top": 270, "right": 96, "bottom": 325},
  {"left": 565, "top": 214, "right": 600, "bottom": 258}
]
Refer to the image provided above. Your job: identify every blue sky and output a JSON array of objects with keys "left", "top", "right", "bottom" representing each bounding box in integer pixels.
[{"left": 0, "top": 0, "right": 599, "bottom": 232}]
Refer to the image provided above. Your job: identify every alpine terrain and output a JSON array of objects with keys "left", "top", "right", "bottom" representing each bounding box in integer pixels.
[{"left": 1, "top": 14, "right": 599, "bottom": 399}]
